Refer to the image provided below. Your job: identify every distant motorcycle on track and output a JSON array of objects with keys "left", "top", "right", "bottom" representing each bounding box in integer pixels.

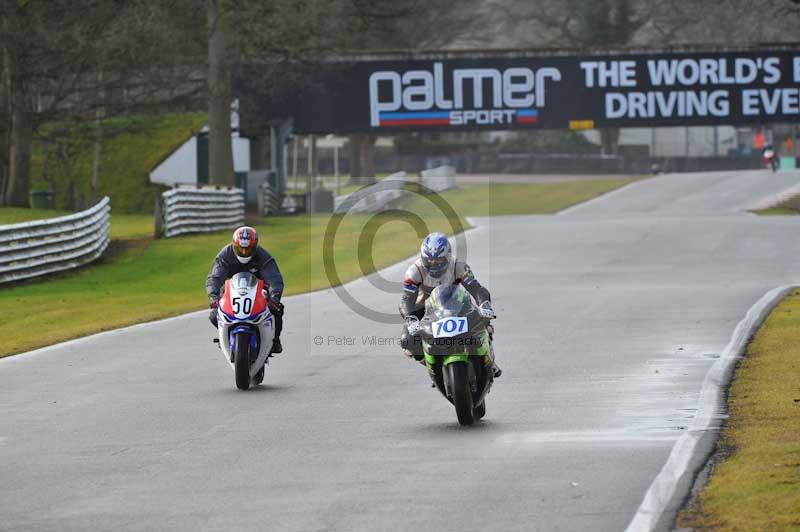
[
  {"left": 408, "top": 284, "right": 495, "bottom": 426},
  {"left": 763, "top": 147, "right": 779, "bottom": 172},
  {"left": 214, "top": 272, "right": 276, "bottom": 390}
]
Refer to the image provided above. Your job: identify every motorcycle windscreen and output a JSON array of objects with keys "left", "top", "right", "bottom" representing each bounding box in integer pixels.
[
  {"left": 422, "top": 284, "right": 485, "bottom": 346},
  {"left": 231, "top": 272, "right": 259, "bottom": 292},
  {"left": 425, "top": 284, "right": 474, "bottom": 322},
  {"left": 223, "top": 272, "right": 267, "bottom": 319}
]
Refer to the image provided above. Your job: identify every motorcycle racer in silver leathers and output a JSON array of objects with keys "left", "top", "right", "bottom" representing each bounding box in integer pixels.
[{"left": 399, "top": 232, "right": 501, "bottom": 378}]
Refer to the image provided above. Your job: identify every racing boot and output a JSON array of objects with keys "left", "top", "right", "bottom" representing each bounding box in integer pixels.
[
  {"left": 271, "top": 338, "right": 283, "bottom": 354},
  {"left": 492, "top": 362, "right": 502, "bottom": 378},
  {"left": 402, "top": 348, "right": 425, "bottom": 365},
  {"left": 271, "top": 303, "right": 284, "bottom": 354},
  {"left": 486, "top": 323, "right": 501, "bottom": 378}
]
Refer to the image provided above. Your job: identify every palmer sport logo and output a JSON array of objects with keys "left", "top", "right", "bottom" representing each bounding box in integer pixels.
[{"left": 368, "top": 62, "right": 561, "bottom": 128}]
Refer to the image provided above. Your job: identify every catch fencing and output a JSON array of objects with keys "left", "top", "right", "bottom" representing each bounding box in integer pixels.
[
  {"left": 419, "top": 165, "right": 456, "bottom": 192},
  {"left": 0, "top": 197, "right": 110, "bottom": 284},
  {"left": 334, "top": 171, "right": 407, "bottom": 213},
  {"left": 156, "top": 186, "right": 245, "bottom": 238}
]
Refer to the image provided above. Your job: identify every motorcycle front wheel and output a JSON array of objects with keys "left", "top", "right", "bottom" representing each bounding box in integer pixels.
[
  {"left": 448, "top": 362, "right": 475, "bottom": 426},
  {"left": 234, "top": 331, "right": 251, "bottom": 390}
]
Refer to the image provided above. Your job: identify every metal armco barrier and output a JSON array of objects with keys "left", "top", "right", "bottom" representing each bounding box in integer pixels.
[
  {"left": 334, "top": 171, "right": 406, "bottom": 213},
  {"left": 257, "top": 183, "right": 281, "bottom": 216},
  {"left": 157, "top": 186, "right": 245, "bottom": 238},
  {"left": 0, "top": 197, "right": 110, "bottom": 284},
  {"left": 420, "top": 166, "right": 456, "bottom": 192}
]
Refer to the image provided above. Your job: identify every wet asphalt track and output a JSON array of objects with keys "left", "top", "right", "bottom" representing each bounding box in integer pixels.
[{"left": 2, "top": 170, "right": 800, "bottom": 532}]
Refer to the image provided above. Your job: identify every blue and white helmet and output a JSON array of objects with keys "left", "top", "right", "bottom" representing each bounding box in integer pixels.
[{"left": 420, "top": 232, "right": 452, "bottom": 278}]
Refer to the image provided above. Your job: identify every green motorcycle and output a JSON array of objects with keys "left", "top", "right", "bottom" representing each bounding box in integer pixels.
[{"left": 411, "top": 284, "right": 495, "bottom": 426}]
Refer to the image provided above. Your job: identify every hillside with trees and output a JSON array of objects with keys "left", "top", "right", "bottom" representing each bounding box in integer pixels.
[{"left": 2, "top": 0, "right": 799, "bottom": 209}]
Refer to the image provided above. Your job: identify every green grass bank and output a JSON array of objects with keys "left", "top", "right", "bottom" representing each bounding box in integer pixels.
[
  {"left": 751, "top": 192, "right": 800, "bottom": 216},
  {"left": 0, "top": 178, "right": 635, "bottom": 357},
  {"left": 30, "top": 113, "right": 207, "bottom": 213}
]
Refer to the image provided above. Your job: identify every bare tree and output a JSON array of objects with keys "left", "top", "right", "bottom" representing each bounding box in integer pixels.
[
  {"left": 0, "top": 0, "right": 205, "bottom": 207},
  {"left": 335, "top": 0, "right": 486, "bottom": 183},
  {"left": 640, "top": 0, "right": 800, "bottom": 44},
  {"left": 0, "top": 49, "right": 8, "bottom": 205},
  {"left": 482, "top": 0, "right": 800, "bottom": 155},
  {"left": 486, "top": 0, "right": 644, "bottom": 154},
  {"left": 207, "top": 0, "right": 235, "bottom": 187}
]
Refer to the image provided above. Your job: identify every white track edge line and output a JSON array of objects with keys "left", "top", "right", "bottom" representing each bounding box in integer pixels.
[
  {"left": 749, "top": 182, "right": 800, "bottom": 211},
  {"left": 624, "top": 284, "right": 797, "bottom": 532}
]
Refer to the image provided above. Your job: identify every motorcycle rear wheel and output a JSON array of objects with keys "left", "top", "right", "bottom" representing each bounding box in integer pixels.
[
  {"left": 234, "top": 332, "right": 251, "bottom": 390},
  {"left": 449, "top": 362, "right": 474, "bottom": 426}
]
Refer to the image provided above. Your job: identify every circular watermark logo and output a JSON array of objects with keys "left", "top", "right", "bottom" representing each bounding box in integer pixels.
[{"left": 322, "top": 177, "right": 467, "bottom": 324}]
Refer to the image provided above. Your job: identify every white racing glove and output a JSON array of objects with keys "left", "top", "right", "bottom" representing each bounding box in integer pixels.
[
  {"left": 479, "top": 301, "right": 495, "bottom": 319},
  {"left": 405, "top": 316, "right": 421, "bottom": 336}
]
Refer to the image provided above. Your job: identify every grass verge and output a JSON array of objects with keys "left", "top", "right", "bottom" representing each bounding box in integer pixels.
[
  {"left": 405, "top": 179, "right": 635, "bottom": 215},
  {"left": 0, "top": 208, "right": 72, "bottom": 225},
  {"left": 0, "top": 179, "right": 634, "bottom": 357},
  {"left": 751, "top": 193, "right": 800, "bottom": 216},
  {"left": 286, "top": 173, "right": 395, "bottom": 197},
  {"left": 677, "top": 289, "right": 800, "bottom": 531},
  {"left": 1, "top": 208, "right": 154, "bottom": 239}
]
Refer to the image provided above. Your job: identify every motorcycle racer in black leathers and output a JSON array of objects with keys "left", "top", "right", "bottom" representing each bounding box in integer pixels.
[{"left": 206, "top": 226, "right": 285, "bottom": 353}]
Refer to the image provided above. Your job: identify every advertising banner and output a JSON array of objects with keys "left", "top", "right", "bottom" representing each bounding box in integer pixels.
[{"left": 235, "top": 47, "right": 800, "bottom": 134}]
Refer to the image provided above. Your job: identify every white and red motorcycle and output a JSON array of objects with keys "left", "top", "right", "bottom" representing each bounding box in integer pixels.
[
  {"left": 215, "top": 272, "right": 275, "bottom": 390},
  {"left": 763, "top": 147, "right": 779, "bottom": 172}
]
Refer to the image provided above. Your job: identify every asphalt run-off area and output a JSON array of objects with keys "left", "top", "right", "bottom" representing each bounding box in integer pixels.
[{"left": 2, "top": 170, "right": 800, "bottom": 532}]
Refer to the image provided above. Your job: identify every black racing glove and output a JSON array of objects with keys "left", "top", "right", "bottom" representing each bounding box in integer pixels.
[{"left": 268, "top": 299, "right": 284, "bottom": 315}]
